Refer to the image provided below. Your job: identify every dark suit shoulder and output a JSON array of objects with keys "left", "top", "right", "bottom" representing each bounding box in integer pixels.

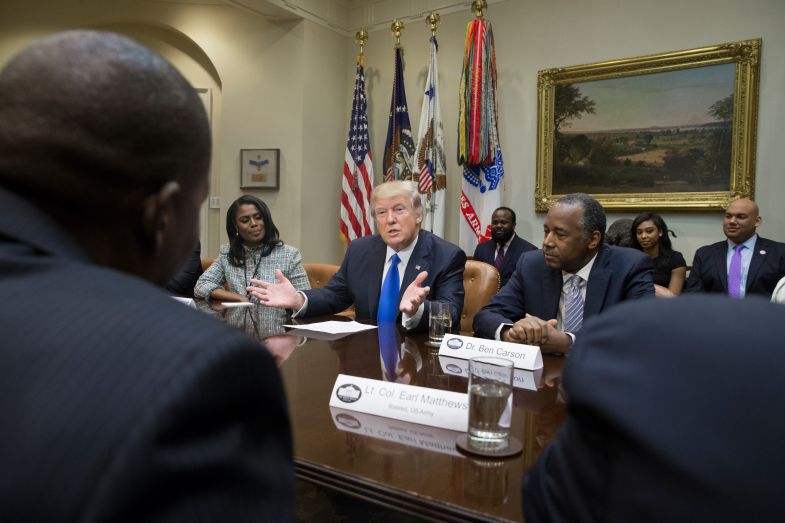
[
  {"left": 511, "top": 234, "right": 538, "bottom": 253},
  {"left": 756, "top": 236, "right": 785, "bottom": 251},
  {"left": 693, "top": 240, "right": 728, "bottom": 257},
  {"left": 604, "top": 244, "right": 650, "bottom": 264},
  {"left": 422, "top": 229, "right": 464, "bottom": 256},
  {"left": 345, "top": 233, "right": 384, "bottom": 253}
]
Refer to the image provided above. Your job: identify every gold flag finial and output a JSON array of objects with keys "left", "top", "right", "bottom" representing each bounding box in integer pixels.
[
  {"left": 426, "top": 13, "right": 440, "bottom": 36},
  {"left": 355, "top": 30, "right": 368, "bottom": 65},
  {"left": 472, "top": 0, "right": 487, "bottom": 19},
  {"left": 391, "top": 19, "right": 404, "bottom": 45}
]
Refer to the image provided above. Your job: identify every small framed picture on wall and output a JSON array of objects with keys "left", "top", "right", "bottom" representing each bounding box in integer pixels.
[{"left": 240, "top": 148, "right": 279, "bottom": 189}]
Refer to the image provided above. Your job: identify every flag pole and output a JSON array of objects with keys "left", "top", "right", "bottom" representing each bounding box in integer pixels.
[
  {"left": 355, "top": 29, "right": 368, "bottom": 66},
  {"left": 391, "top": 19, "right": 404, "bottom": 46},
  {"left": 425, "top": 13, "right": 440, "bottom": 226},
  {"left": 472, "top": 0, "right": 486, "bottom": 19},
  {"left": 386, "top": 20, "right": 405, "bottom": 181}
]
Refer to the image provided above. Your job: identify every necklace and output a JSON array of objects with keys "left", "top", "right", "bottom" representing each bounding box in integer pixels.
[{"left": 243, "top": 247, "right": 264, "bottom": 298}]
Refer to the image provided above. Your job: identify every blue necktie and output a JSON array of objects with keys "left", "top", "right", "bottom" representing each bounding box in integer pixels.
[
  {"left": 377, "top": 321, "right": 399, "bottom": 381},
  {"left": 377, "top": 253, "right": 400, "bottom": 323},
  {"left": 563, "top": 275, "right": 584, "bottom": 333}
]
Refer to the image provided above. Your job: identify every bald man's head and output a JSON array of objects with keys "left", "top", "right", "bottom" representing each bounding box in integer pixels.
[
  {"left": 0, "top": 30, "right": 210, "bottom": 221},
  {"left": 0, "top": 30, "right": 211, "bottom": 283},
  {"left": 723, "top": 198, "right": 761, "bottom": 244}
]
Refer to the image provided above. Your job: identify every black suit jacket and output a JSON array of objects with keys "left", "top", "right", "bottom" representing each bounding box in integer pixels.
[
  {"left": 165, "top": 242, "right": 202, "bottom": 296},
  {"left": 304, "top": 229, "right": 466, "bottom": 331},
  {"left": 524, "top": 296, "right": 785, "bottom": 523},
  {"left": 685, "top": 236, "right": 785, "bottom": 297},
  {"left": 0, "top": 188, "right": 294, "bottom": 521},
  {"left": 473, "top": 234, "right": 538, "bottom": 287},
  {"left": 473, "top": 244, "right": 654, "bottom": 338}
]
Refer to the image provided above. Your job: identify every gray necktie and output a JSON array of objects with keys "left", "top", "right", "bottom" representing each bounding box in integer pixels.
[{"left": 563, "top": 275, "right": 584, "bottom": 333}]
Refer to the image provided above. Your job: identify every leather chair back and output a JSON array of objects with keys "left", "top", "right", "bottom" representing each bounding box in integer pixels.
[
  {"left": 200, "top": 258, "right": 215, "bottom": 273},
  {"left": 303, "top": 263, "right": 339, "bottom": 289},
  {"left": 303, "top": 263, "right": 355, "bottom": 318},
  {"left": 461, "top": 260, "right": 500, "bottom": 334}
]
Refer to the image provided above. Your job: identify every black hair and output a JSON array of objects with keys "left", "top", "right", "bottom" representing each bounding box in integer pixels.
[
  {"left": 630, "top": 212, "right": 675, "bottom": 252},
  {"left": 225, "top": 195, "right": 282, "bottom": 266},
  {"left": 606, "top": 218, "right": 634, "bottom": 247},
  {"left": 556, "top": 193, "right": 606, "bottom": 243},
  {"left": 494, "top": 206, "right": 517, "bottom": 225},
  {"left": 0, "top": 31, "right": 210, "bottom": 221}
]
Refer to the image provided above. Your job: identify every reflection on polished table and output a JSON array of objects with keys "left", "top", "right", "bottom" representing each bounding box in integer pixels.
[{"left": 196, "top": 300, "right": 567, "bottom": 522}]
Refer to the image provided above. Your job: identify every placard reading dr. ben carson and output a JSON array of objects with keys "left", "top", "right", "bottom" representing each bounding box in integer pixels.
[{"left": 437, "top": 334, "right": 543, "bottom": 370}]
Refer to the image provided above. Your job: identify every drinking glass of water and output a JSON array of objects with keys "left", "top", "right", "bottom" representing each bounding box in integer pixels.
[
  {"left": 426, "top": 300, "right": 453, "bottom": 347},
  {"left": 467, "top": 356, "right": 514, "bottom": 451}
]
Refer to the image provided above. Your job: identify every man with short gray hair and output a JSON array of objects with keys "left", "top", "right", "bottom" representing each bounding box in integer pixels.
[
  {"left": 250, "top": 180, "right": 465, "bottom": 331},
  {"left": 474, "top": 193, "right": 654, "bottom": 353}
]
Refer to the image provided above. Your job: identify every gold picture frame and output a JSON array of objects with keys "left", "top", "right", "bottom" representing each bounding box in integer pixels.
[
  {"left": 535, "top": 39, "right": 761, "bottom": 212},
  {"left": 240, "top": 148, "right": 280, "bottom": 190}
]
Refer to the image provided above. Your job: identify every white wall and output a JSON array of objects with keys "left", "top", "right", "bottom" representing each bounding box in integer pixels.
[
  {"left": 356, "top": 0, "right": 785, "bottom": 263},
  {"left": 1, "top": 0, "right": 783, "bottom": 265}
]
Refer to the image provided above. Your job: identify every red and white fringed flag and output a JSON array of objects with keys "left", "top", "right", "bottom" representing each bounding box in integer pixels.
[
  {"left": 457, "top": 12, "right": 504, "bottom": 254},
  {"left": 340, "top": 59, "right": 374, "bottom": 245},
  {"left": 414, "top": 24, "right": 447, "bottom": 237}
]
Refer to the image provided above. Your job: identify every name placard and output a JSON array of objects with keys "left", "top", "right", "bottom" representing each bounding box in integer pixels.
[
  {"left": 329, "top": 407, "right": 463, "bottom": 457},
  {"left": 438, "top": 334, "right": 543, "bottom": 370},
  {"left": 438, "top": 355, "right": 543, "bottom": 391},
  {"left": 328, "top": 374, "right": 468, "bottom": 432}
]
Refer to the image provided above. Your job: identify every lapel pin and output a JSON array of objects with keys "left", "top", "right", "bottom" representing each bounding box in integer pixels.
[
  {"left": 415, "top": 265, "right": 421, "bottom": 270},
  {"left": 760, "top": 250, "right": 766, "bottom": 255}
]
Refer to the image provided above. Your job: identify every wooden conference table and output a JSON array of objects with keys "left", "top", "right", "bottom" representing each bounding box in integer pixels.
[{"left": 198, "top": 301, "right": 568, "bottom": 522}]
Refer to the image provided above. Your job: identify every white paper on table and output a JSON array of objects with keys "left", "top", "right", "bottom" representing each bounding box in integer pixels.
[
  {"left": 220, "top": 302, "right": 255, "bottom": 308},
  {"left": 171, "top": 297, "right": 197, "bottom": 309},
  {"left": 282, "top": 320, "right": 377, "bottom": 335}
]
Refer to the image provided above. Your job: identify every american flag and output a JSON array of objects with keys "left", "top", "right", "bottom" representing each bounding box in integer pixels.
[
  {"left": 340, "top": 61, "right": 374, "bottom": 245},
  {"left": 418, "top": 160, "right": 433, "bottom": 192},
  {"left": 383, "top": 46, "right": 415, "bottom": 182}
]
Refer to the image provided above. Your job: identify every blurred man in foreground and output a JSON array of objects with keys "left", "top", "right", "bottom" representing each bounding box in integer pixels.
[
  {"left": 0, "top": 31, "right": 293, "bottom": 520},
  {"left": 524, "top": 295, "right": 785, "bottom": 522}
]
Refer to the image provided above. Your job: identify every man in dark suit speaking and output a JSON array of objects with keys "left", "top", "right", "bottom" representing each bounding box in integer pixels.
[
  {"left": 473, "top": 206, "right": 537, "bottom": 288},
  {"left": 249, "top": 180, "right": 465, "bottom": 332},
  {"left": 0, "top": 31, "right": 293, "bottom": 520},
  {"left": 524, "top": 296, "right": 785, "bottom": 522},
  {"left": 473, "top": 193, "right": 654, "bottom": 353},
  {"left": 686, "top": 198, "right": 785, "bottom": 297}
]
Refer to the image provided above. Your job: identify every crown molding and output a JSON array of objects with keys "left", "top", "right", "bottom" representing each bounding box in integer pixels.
[{"left": 153, "top": 0, "right": 508, "bottom": 36}]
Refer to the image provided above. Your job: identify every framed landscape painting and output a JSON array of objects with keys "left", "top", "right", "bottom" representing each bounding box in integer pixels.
[{"left": 535, "top": 39, "right": 760, "bottom": 211}]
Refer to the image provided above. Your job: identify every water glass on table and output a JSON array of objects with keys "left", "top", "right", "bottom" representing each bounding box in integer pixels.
[
  {"left": 426, "top": 300, "right": 453, "bottom": 347},
  {"left": 467, "top": 356, "right": 514, "bottom": 451}
]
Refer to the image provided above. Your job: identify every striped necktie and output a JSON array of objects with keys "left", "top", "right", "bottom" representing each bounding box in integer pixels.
[
  {"left": 495, "top": 245, "right": 505, "bottom": 269},
  {"left": 563, "top": 275, "right": 584, "bottom": 333}
]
